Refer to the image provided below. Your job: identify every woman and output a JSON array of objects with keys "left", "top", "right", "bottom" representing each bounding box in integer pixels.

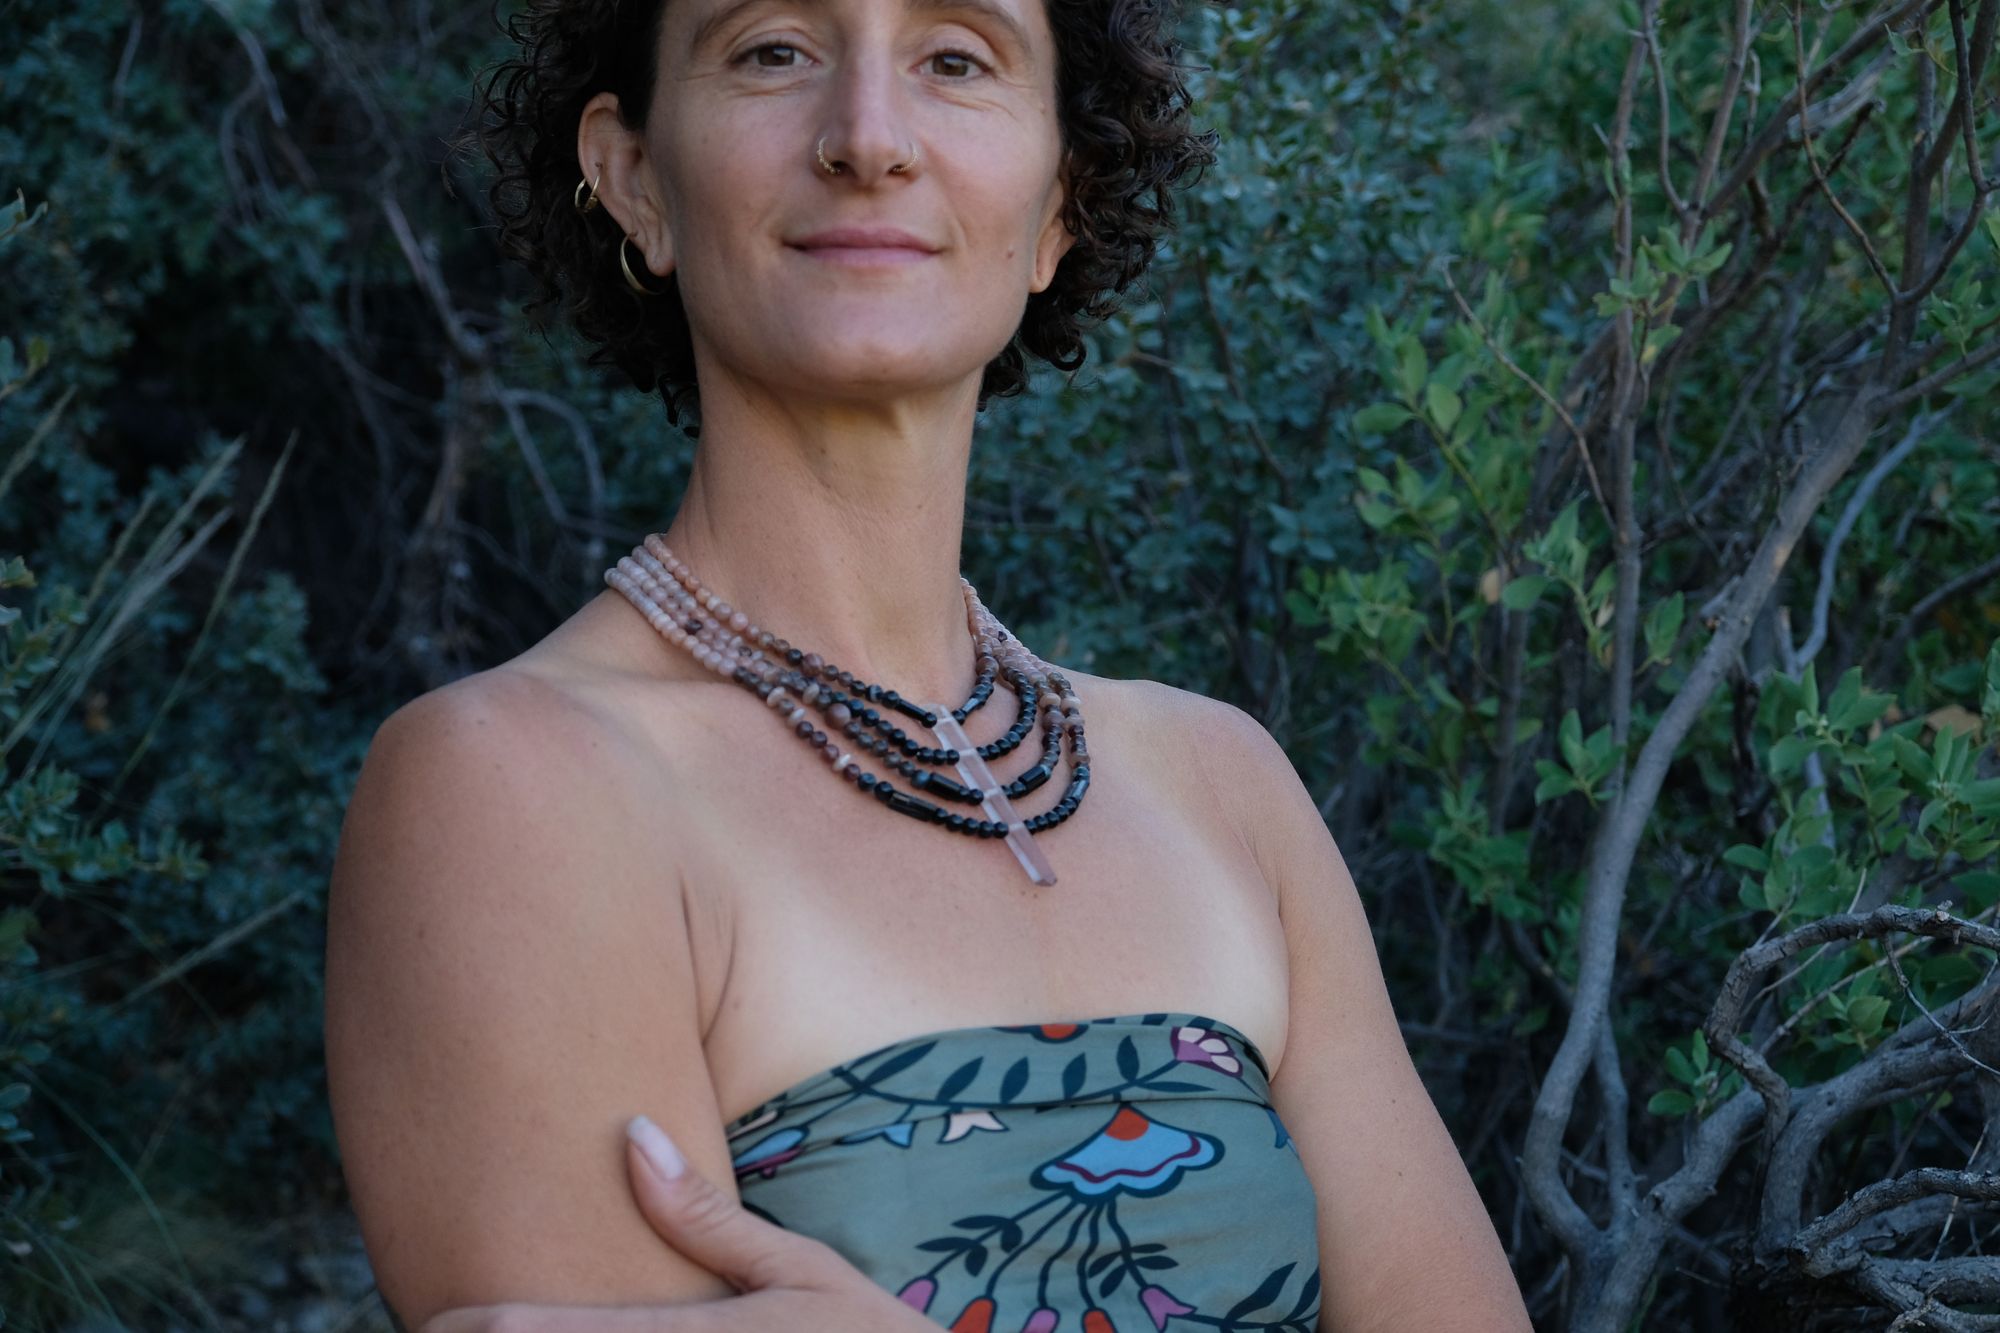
[{"left": 323, "top": 0, "right": 1532, "bottom": 1329}]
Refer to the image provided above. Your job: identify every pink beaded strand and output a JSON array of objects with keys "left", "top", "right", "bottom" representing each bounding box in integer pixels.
[{"left": 602, "top": 537, "right": 1089, "bottom": 883}]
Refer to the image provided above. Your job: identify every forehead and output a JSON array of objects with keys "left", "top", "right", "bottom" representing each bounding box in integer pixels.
[{"left": 678, "top": 0, "right": 1046, "bottom": 52}]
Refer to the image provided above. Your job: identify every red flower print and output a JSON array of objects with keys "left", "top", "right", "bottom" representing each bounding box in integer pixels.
[{"left": 951, "top": 1295, "right": 997, "bottom": 1331}]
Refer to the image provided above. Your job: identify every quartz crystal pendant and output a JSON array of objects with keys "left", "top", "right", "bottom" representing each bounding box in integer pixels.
[{"left": 927, "top": 705, "right": 1058, "bottom": 886}]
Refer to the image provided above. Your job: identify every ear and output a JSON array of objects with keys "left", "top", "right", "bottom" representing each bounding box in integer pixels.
[
  {"left": 576, "top": 91, "right": 678, "bottom": 278},
  {"left": 1027, "top": 160, "right": 1079, "bottom": 295}
]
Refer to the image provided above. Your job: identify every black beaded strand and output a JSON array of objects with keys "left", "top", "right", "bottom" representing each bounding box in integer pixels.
[{"left": 605, "top": 541, "right": 1090, "bottom": 840}]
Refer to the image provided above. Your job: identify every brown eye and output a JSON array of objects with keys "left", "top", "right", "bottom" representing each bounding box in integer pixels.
[
  {"left": 929, "top": 49, "right": 983, "bottom": 78},
  {"left": 743, "top": 42, "right": 801, "bottom": 67}
]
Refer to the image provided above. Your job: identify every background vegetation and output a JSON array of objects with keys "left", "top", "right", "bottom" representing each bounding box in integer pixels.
[{"left": 2, "top": 0, "right": 1997, "bottom": 1329}]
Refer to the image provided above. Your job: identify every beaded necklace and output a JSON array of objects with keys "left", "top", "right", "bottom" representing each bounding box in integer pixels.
[{"left": 604, "top": 535, "right": 1088, "bottom": 884}]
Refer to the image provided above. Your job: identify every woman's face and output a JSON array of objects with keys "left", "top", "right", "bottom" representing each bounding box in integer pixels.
[{"left": 588, "top": 0, "right": 1076, "bottom": 410}]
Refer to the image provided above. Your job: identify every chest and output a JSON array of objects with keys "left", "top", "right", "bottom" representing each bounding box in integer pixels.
[{"left": 612, "top": 677, "right": 1292, "bottom": 1125}]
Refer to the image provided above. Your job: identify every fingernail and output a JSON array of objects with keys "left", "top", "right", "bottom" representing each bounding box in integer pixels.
[{"left": 627, "top": 1114, "right": 685, "bottom": 1180}]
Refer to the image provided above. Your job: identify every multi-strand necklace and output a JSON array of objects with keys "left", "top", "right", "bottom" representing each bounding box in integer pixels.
[{"left": 603, "top": 535, "right": 1088, "bottom": 885}]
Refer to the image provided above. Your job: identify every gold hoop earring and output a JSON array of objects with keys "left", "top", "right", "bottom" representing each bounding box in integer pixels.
[
  {"left": 816, "top": 136, "right": 843, "bottom": 175},
  {"left": 621, "top": 235, "right": 666, "bottom": 297},
  {"left": 574, "top": 170, "right": 602, "bottom": 214}
]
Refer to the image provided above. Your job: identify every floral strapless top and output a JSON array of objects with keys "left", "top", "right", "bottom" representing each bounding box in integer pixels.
[{"left": 724, "top": 1010, "right": 1323, "bottom": 1332}]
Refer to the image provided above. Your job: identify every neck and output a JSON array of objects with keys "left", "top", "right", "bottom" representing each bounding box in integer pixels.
[{"left": 650, "top": 374, "right": 986, "bottom": 712}]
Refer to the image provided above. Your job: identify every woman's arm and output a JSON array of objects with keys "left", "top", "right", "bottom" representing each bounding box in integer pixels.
[
  {"left": 324, "top": 671, "right": 742, "bottom": 1330},
  {"left": 417, "top": 1114, "right": 951, "bottom": 1333},
  {"left": 1190, "top": 696, "right": 1534, "bottom": 1333}
]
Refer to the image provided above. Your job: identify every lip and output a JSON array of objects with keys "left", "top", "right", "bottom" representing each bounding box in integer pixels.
[
  {"left": 788, "top": 226, "right": 940, "bottom": 254},
  {"left": 787, "top": 227, "right": 940, "bottom": 269}
]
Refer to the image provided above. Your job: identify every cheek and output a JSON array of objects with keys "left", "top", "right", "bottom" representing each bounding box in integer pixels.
[
  {"left": 663, "top": 129, "right": 776, "bottom": 262},
  {"left": 964, "top": 157, "right": 1061, "bottom": 267}
]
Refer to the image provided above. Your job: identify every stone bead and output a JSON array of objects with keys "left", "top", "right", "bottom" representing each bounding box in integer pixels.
[{"left": 828, "top": 702, "right": 852, "bottom": 726}]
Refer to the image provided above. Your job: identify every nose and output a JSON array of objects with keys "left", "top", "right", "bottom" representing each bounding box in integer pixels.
[{"left": 813, "top": 43, "right": 922, "bottom": 183}]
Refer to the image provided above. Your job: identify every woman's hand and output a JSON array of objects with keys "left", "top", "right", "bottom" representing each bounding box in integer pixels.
[{"left": 418, "top": 1115, "right": 938, "bottom": 1333}]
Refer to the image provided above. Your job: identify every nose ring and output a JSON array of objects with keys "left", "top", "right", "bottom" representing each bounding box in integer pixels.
[{"left": 816, "top": 136, "right": 918, "bottom": 175}]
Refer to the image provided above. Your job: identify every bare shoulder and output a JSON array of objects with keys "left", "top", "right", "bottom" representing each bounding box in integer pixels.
[
  {"left": 366, "top": 664, "right": 637, "bottom": 796},
  {"left": 323, "top": 667, "right": 739, "bottom": 1327},
  {"left": 1073, "top": 671, "right": 1312, "bottom": 902}
]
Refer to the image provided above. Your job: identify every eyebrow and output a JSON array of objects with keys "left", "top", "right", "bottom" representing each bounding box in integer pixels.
[{"left": 687, "top": 0, "right": 1036, "bottom": 62}]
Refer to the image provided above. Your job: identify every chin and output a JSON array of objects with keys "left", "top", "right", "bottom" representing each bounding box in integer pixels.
[{"left": 779, "top": 338, "right": 976, "bottom": 392}]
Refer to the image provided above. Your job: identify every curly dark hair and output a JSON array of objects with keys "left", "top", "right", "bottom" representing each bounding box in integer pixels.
[{"left": 456, "top": 0, "right": 1217, "bottom": 436}]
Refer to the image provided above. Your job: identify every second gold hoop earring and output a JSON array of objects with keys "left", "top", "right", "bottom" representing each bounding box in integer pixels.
[{"left": 620, "top": 235, "right": 666, "bottom": 297}]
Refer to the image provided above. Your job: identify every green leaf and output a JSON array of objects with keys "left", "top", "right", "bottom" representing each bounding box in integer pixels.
[
  {"left": 1424, "top": 381, "right": 1463, "bottom": 432},
  {"left": 1958, "top": 871, "right": 2000, "bottom": 911},
  {"left": 1664, "top": 1045, "right": 1695, "bottom": 1085},
  {"left": 1352, "top": 402, "right": 1415, "bottom": 434},
  {"left": 1643, "top": 593, "right": 1684, "bottom": 664},
  {"left": 1395, "top": 338, "right": 1428, "bottom": 401},
  {"left": 1723, "top": 843, "right": 1769, "bottom": 872},
  {"left": 1559, "top": 709, "right": 1585, "bottom": 771},
  {"left": 1964, "top": 778, "right": 2000, "bottom": 816},
  {"left": 1770, "top": 735, "right": 1817, "bottom": 775},
  {"left": 1647, "top": 1089, "right": 1694, "bottom": 1117},
  {"left": 1848, "top": 995, "right": 1891, "bottom": 1036},
  {"left": 1501, "top": 574, "right": 1553, "bottom": 610}
]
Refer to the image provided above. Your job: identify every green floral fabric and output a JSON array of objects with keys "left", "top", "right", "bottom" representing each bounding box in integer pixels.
[{"left": 726, "top": 1009, "right": 1323, "bottom": 1332}]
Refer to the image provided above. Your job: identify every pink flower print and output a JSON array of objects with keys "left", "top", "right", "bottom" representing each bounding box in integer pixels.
[
  {"left": 950, "top": 1295, "right": 996, "bottom": 1331},
  {"left": 1036, "top": 1105, "right": 1221, "bottom": 1200},
  {"left": 730, "top": 1125, "right": 806, "bottom": 1180},
  {"left": 1172, "top": 1025, "right": 1243, "bottom": 1079},
  {"left": 1138, "top": 1283, "right": 1195, "bottom": 1330},
  {"left": 899, "top": 1276, "right": 938, "bottom": 1312},
  {"left": 1018, "top": 1307, "right": 1061, "bottom": 1332},
  {"left": 941, "top": 1108, "right": 1007, "bottom": 1142}
]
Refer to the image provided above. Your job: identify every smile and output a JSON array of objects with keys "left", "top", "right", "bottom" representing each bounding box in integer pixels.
[{"left": 788, "top": 244, "right": 936, "bottom": 266}]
